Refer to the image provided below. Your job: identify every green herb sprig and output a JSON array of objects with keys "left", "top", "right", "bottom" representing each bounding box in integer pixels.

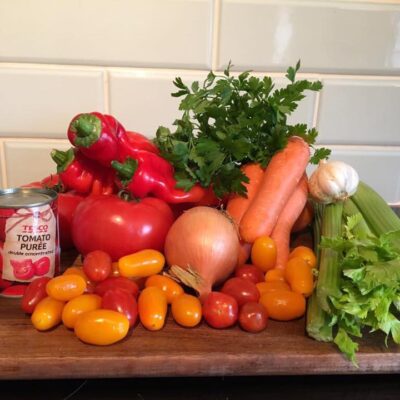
[{"left": 155, "top": 61, "right": 330, "bottom": 198}]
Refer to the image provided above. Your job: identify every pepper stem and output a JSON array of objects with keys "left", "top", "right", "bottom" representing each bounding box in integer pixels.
[
  {"left": 71, "top": 114, "right": 102, "bottom": 147},
  {"left": 51, "top": 148, "right": 75, "bottom": 173},
  {"left": 111, "top": 157, "right": 138, "bottom": 186}
]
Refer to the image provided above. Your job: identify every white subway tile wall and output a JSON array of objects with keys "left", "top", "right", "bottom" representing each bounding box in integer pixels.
[{"left": 0, "top": 0, "right": 399, "bottom": 203}]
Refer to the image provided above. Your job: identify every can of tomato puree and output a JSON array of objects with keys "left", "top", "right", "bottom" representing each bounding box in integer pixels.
[{"left": 0, "top": 188, "right": 60, "bottom": 298}]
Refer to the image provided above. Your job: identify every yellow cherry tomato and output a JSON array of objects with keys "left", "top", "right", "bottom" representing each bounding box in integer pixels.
[
  {"left": 259, "top": 290, "right": 306, "bottom": 321},
  {"left": 138, "top": 286, "right": 167, "bottom": 331},
  {"left": 74, "top": 309, "right": 130, "bottom": 346},
  {"left": 265, "top": 268, "right": 286, "bottom": 282},
  {"left": 62, "top": 294, "right": 102, "bottom": 329},
  {"left": 289, "top": 246, "right": 317, "bottom": 269},
  {"left": 145, "top": 274, "right": 184, "bottom": 304},
  {"left": 31, "top": 296, "right": 65, "bottom": 331},
  {"left": 118, "top": 249, "right": 165, "bottom": 279},
  {"left": 46, "top": 275, "right": 87, "bottom": 302},
  {"left": 171, "top": 294, "right": 202, "bottom": 328},
  {"left": 63, "top": 266, "right": 88, "bottom": 280},
  {"left": 251, "top": 236, "right": 277, "bottom": 272},
  {"left": 284, "top": 256, "right": 314, "bottom": 297},
  {"left": 256, "top": 281, "right": 291, "bottom": 296}
]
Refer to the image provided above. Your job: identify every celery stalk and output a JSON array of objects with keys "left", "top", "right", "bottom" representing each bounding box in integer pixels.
[
  {"left": 343, "top": 198, "right": 374, "bottom": 237},
  {"left": 306, "top": 292, "right": 333, "bottom": 342},
  {"left": 316, "top": 202, "right": 343, "bottom": 313}
]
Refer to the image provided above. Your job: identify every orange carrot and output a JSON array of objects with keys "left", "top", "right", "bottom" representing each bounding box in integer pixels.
[
  {"left": 239, "top": 136, "right": 310, "bottom": 243},
  {"left": 271, "top": 175, "right": 309, "bottom": 270},
  {"left": 226, "top": 163, "right": 264, "bottom": 226},
  {"left": 292, "top": 200, "right": 314, "bottom": 233}
]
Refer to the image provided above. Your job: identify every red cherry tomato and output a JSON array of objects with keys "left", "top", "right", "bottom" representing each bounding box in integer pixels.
[
  {"left": 102, "top": 288, "right": 138, "bottom": 328},
  {"left": 72, "top": 195, "right": 174, "bottom": 260},
  {"left": 21, "top": 277, "right": 52, "bottom": 314},
  {"left": 94, "top": 276, "right": 139, "bottom": 299},
  {"left": 221, "top": 277, "right": 260, "bottom": 307},
  {"left": 238, "top": 301, "right": 268, "bottom": 333},
  {"left": 83, "top": 250, "right": 112, "bottom": 282},
  {"left": 234, "top": 264, "right": 265, "bottom": 284},
  {"left": 202, "top": 292, "right": 238, "bottom": 329}
]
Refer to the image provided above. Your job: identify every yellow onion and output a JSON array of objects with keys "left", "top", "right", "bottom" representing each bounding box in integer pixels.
[{"left": 164, "top": 206, "right": 240, "bottom": 301}]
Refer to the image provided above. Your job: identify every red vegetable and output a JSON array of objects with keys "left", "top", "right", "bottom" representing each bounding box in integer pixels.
[
  {"left": 202, "top": 292, "right": 238, "bottom": 329},
  {"left": 72, "top": 195, "right": 174, "bottom": 260},
  {"left": 119, "top": 130, "right": 160, "bottom": 156},
  {"left": 238, "top": 302, "right": 268, "bottom": 333},
  {"left": 21, "top": 277, "right": 51, "bottom": 314},
  {"left": 165, "top": 207, "right": 240, "bottom": 300},
  {"left": 83, "top": 250, "right": 112, "bottom": 282},
  {"left": 221, "top": 277, "right": 260, "bottom": 307},
  {"left": 67, "top": 112, "right": 121, "bottom": 166},
  {"left": 94, "top": 276, "right": 139, "bottom": 298},
  {"left": 102, "top": 288, "right": 138, "bottom": 328},
  {"left": 234, "top": 264, "right": 265, "bottom": 285},
  {"left": 112, "top": 153, "right": 206, "bottom": 204}
]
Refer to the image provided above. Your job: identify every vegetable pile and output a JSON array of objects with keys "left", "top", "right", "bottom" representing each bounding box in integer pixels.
[{"left": 2, "top": 61, "right": 398, "bottom": 365}]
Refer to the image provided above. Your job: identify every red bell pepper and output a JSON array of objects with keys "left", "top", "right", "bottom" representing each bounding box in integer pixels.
[
  {"left": 118, "top": 130, "right": 160, "bottom": 156},
  {"left": 67, "top": 112, "right": 120, "bottom": 166},
  {"left": 111, "top": 152, "right": 206, "bottom": 204},
  {"left": 51, "top": 148, "right": 115, "bottom": 195}
]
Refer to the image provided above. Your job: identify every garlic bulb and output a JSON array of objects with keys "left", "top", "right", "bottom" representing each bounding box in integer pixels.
[{"left": 308, "top": 160, "right": 359, "bottom": 204}]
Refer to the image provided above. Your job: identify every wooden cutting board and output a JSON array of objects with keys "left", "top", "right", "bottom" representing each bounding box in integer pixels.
[{"left": 0, "top": 250, "right": 399, "bottom": 380}]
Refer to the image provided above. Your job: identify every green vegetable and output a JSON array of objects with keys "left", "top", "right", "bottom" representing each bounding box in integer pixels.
[
  {"left": 310, "top": 183, "right": 400, "bottom": 365},
  {"left": 154, "top": 61, "right": 330, "bottom": 198}
]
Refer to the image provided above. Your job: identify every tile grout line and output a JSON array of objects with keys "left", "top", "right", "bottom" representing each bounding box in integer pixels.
[
  {"left": 312, "top": 83, "right": 322, "bottom": 129},
  {"left": 0, "top": 140, "right": 8, "bottom": 188},
  {"left": 211, "top": 0, "right": 221, "bottom": 71}
]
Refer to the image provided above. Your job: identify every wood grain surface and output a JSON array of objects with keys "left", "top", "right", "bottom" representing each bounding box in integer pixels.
[{"left": 0, "top": 250, "right": 399, "bottom": 380}]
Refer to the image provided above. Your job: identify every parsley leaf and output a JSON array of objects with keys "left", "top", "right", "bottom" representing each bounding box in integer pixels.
[{"left": 155, "top": 61, "right": 328, "bottom": 197}]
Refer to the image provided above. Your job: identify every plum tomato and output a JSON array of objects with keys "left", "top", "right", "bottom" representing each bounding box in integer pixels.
[
  {"left": 62, "top": 294, "right": 102, "bottom": 329},
  {"left": 259, "top": 290, "right": 306, "bottom": 321},
  {"left": 118, "top": 250, "right": 165, "bottom": 279},
  {"left": 74, "top": 309, "right": 130, "bottom": 345},
  {"left": 21, "top": 276, "right": 51, "bottom": 314},
  {"left": 264, "top": 268, "right": 286, "bottom": 283},
  {"left": 102, "top": 288, "right": 138, "bottom": 328},
  {"left": 138, "top": 286, "right": 168, "bottom": 331},
  {"left": 94, "top": 276, "right": 139, "bottom": 299},
  {"left": 239, "top": 302, "right": 268, "bottom": 333},
  {"left": 145, "top": 274, "right": 184, "bottom": 304},
  {"left": 284, "top": 256, "right": 314, "bottom": 298},
  {"left": 221, "top": 277, "right": 260, "bottom": 307},
  {"left": 31, "top": 296, "right": 65, "bottom": 331},
  {"left": 202, "top": 292, "right": 238, "bottom": 329},
  {"left": 256, "top": 281, "right": 291, "bottom": 296},
  {"left": 46, "top": 275, "right": 86, "bottom": 302},
  {"left": 171, "top": 294, "right": 202, "bottom": 328},
  {"left": 72, "top": 195, "right": 174, "bottom": 260},
  {"left": 251, "top": 236, "right": 277, "bottom": 272},
  {"left": 83, "top": 250, "right": 112, "bottom": 282},
  {"left": 288, "top": 246, "right": 317, "bottom": 269},
  {"left": 234, "top": 264, "right": 265, "bottom": 284}
]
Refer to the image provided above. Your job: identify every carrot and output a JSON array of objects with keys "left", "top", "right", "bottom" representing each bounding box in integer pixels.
[
  {"left": 271, "top": 175, "right": 309, "bottom": 270},
  {"left": 226, "top": 163, "right": 264, "bottom": 226},
  {"left": 292, "top": 200, "right": 314, "bottom": 233},
  {"left": 239, "top": 136, "right": 310, "bottom": 243}
]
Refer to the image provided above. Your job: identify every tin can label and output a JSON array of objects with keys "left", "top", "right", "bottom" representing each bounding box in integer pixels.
[{"left": 2, "top": 204, "right": 57, "bottom": 282}]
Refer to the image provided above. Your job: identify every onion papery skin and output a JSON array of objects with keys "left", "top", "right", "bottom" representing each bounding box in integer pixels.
[{"left": 164, "top": 206, "right": 240, "bottom": 301}]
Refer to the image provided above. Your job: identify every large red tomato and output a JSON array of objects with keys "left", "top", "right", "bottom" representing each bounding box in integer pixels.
[{"left": 72, "top": 195, "right": 174, "bottom": 261}]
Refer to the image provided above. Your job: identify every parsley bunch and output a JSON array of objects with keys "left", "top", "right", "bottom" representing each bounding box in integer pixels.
[{"left": 155, "top": 61, "right": 330, "bottom": 198}]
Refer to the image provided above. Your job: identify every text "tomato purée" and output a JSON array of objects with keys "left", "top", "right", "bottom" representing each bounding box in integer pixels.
[{"left": 0, "top": 188, "right": 60, "bottom": 298}]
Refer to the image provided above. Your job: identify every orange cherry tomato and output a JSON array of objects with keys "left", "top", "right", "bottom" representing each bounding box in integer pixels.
[
  {"left": 259, "top": 290, "right": 306, "bottom": 321},
  {"left": 251, "top": 236, "right": 277, "bottom": 272},
  {"left": 46, "top": 275, "right": 87, "bottom": 301},
  {"left": 171, "top": 294, "right": 202, "bottom": 328},
  {"left": 256, "top": 281, "right": 291, "bottom": 296},
  {"left": 284, "top": 257, "right": 314, "bottom": 297},
  {"left": 118, "top": 249, "right": 165, "bottom": 279},
  {"left": 289, "top": 246, "right": 317, "bottom": 269},
  {"left": 62, "top": 294, "right": 102, "bottom": 329},
  {"left": 63, "top": 266, "right": 95, "bottom": 293},
  {"left": 265, "top": 268, "right": 286, "bottom": 283},
  {"left": 74, "top": 309, "right": 130, "bottom": 346},
  {"left": 138, "top": 286, "right": 167, "bottom": 331},
  {"left": 145, "top": 274, "right": 184, "bottom": 304},
  {"left": 31, "top": 296, "right": 65, "bottom": 331}
]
